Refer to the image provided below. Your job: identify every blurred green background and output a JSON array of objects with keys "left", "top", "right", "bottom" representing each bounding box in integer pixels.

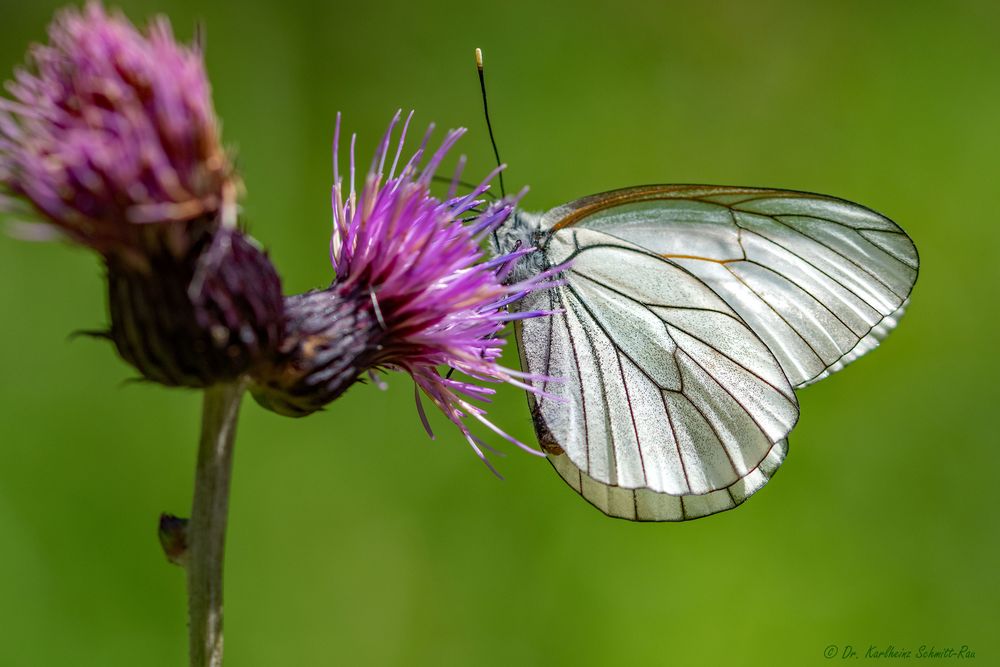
[{"left": 1, "top": 0, "right": 997, "bottom": 664}]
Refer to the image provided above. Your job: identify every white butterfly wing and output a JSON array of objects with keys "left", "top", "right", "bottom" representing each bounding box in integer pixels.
[
  {"left": 515, "top": 224, "right": 799, "bottom": 520},
  {"left": 515, "top": 185, "right": 917, "bottom": 521},
  {"left": 541, "top": 185, "right": 919, "bottom": 387}
]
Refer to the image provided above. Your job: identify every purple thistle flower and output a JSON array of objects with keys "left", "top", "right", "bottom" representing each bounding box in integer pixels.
[
  {"left": 251, "top": 111, "right": 562, "bottom": 471},
  {"left": 0, "top": 1, "right": 233, "bottom": 267},
  {"left": 0, "top": 3, "right": 284, "bottom": 388}
]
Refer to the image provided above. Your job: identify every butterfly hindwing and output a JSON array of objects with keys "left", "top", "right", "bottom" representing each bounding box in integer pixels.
[{"left": 514, "top": 223, "right": 799, "bottom": 520}]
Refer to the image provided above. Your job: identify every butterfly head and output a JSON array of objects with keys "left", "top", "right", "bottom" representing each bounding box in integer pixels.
[{"left": 490, "top": 208, "right": 550, "bottom": 283}]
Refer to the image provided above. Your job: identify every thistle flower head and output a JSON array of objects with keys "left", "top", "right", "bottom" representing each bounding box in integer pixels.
[
  {"left": 0, "top": 1, "right": 233, "bottom": 266},
  {"left": 0, "top": 3, "right": 283, "bottom": 388},
  {"left": 252, "top": 112, "right": 562, "bottom": 471}
]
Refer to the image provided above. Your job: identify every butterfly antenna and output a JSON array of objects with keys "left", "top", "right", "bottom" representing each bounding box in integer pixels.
[{"left": 475, "top": 48, "right": 506, "bottom": 198}]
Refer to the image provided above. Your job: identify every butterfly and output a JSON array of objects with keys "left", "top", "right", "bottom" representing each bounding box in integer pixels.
[{"left": 491, "top": 184, "right": 918, "bottom": 521}]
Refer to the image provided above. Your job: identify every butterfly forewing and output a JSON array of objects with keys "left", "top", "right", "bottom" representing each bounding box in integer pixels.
[
  {"left": 542, "top": 185, "right": 918, "bottom": 388},
  {"left": 515, "top": 185, "right": 917, "bottom": 521}
]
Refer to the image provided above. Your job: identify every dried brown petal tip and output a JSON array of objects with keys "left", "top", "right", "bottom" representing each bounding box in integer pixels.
[{"left": 158, "top": 513, "right": 189, "bottom": 567}]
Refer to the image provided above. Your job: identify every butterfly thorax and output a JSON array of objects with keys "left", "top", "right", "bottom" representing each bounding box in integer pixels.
[{"left": 491, "top": 209, "right": 550, "bottom": 284}]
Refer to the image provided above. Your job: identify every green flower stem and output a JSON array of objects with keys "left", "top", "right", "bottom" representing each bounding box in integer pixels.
[{"left": 188, "top": 381, "right": 245, "bottom": 667}]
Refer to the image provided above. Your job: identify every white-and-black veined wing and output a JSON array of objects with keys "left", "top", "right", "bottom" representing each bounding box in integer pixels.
[
  {"left": 514, "top": 226, "right": 799, "bottom": 520},
  {"left": 541, "top": 185, "right": 919, "bottom": 388}
]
